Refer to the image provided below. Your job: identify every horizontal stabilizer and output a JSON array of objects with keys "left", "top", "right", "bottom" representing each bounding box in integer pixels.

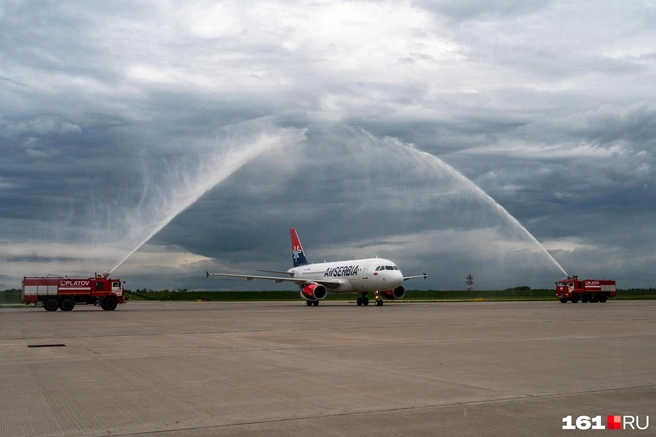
[{"left": 403, "top": 273, "right": 428, "bottom": 281}]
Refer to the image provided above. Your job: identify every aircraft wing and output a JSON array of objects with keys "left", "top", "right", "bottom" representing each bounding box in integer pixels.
[
  {"left": 206, "top": 271, "right": 343, "bottom": 289},
  {"left": 255, "top": 269, "right": 295, "bottom": 277},
  {"left": 403, "top": 273, "right": 428, "bottom": 281}
]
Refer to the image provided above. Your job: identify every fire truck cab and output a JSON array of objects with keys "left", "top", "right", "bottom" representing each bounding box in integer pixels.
[{"left": 555, "top": 275, "right": 617, "bottom": 303}]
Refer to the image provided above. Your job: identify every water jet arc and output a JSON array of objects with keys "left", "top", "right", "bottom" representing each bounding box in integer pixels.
[
  {"left": 109, "top": 126, "right": 305, "bottom": 274},
  {"left": 403, "top": 144, "right": 568, "bottom": 278}
]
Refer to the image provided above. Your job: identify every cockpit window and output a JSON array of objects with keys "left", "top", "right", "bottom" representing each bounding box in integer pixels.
[
  {"left": 393, "top": 266, "right": 399, "bottom": 270},
  {"left": 385, "top": 266, "right": 394, "bottom": 270},
  {"left": 375, "top": 266, "right": 380, "bottom": 271}
]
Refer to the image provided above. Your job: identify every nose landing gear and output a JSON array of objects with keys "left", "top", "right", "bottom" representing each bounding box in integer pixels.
[{"left": 357, "top": 292, "right": 384, "bottom": 306}]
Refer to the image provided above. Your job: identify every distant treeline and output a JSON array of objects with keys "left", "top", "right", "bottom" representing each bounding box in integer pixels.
[
  {"left": 124, "top": 287, "right": 656, "bottom": 302},
  {"left": 2, "top": 287, "right": 655, "bottom": 304},
  {"left": 0, "top": 289, "right": 21, "bottom": 304}
]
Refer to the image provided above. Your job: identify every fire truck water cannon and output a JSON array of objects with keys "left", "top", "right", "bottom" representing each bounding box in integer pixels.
[
  {"left": 555, "top": 275, "right": 617, "bottom": 304},
  {"left": 22, "top": 274, "right": 127, "bottom": 312}
]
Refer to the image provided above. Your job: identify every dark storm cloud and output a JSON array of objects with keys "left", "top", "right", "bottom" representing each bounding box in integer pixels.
[
  {"left": 6, "top": 255, "right": 80, "bottom": 263},
  {"left": 559, "top": 102, "right": 656, "bottom": 147},
  {"left": 148, "top": 127, "right": 575, "bottom": 291},
  {"left": 1, "top": 1, "right": 654, "bottom": 290}
]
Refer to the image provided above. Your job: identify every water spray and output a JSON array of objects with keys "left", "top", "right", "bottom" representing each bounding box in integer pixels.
[
  {"left": 400, "top": 142, "right": 568, "bottom": 277},
  {"left": 103, "top": 122, "right": 566, "bottom": 283},
  {"left": 108, "top": 122, "right": 306, "bottom": 274}
]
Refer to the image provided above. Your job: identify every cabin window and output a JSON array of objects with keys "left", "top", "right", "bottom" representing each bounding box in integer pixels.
[{"left": 112, "top": 282, "right": 120, "bottom": 288}]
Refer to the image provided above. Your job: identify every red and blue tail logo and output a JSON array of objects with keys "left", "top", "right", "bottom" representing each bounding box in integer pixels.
[{"left": 290, "top": 228, "right": 309, "bottom": 267}]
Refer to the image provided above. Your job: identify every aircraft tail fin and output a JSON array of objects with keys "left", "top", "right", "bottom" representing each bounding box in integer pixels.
[{"left": 290, "top": 228, "right": 309, "bottom": 267}]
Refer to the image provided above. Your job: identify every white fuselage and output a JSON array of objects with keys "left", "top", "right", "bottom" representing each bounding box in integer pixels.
[{"left": 288, "top": 258, "right": 404, "bottom": 294}]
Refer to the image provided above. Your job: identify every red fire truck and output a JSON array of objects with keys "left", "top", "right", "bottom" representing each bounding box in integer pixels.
[
  {"left": 22, "top": 273, "right": 126, "bottom": 311},
  {"left": 555, "top": 275, "right": 617, "bottom": 303}
]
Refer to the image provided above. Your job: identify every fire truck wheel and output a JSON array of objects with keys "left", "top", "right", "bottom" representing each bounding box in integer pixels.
[
  {"left": 559, "top": 298, "right": 568, "bottom": 303},
  {"left": 571, "top": 295, "right": 579, "bottom": 303},
  {"left": 600, "top": 295, "right": 608, "bottom": 303},
  {"left": 102, "top": 297, "right": 118, "bottom": 311},
  {"left": 59, "top": 297, "right": 75, "bottom": 312},
  {"left": 44, "top": 298, "right": 59, "bottom": 312}
]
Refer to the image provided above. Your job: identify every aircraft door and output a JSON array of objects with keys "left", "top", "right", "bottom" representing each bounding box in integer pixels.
[{"left": 362, "top": 261, "right": 372, "bottom": 279}]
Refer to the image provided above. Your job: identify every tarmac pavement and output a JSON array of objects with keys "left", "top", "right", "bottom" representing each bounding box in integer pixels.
[{"left": 0, "top": 300, "right": 654, "bottom": 436}]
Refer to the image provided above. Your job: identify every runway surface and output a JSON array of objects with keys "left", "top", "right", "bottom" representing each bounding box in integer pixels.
[{"left": 0, "top": 300, "right": 654, "bottom": 436}]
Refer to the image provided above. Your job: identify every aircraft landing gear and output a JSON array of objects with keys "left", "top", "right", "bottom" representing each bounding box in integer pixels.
[
  {"left": 375, "top": 299, "right": 383, "bottom": 306},
  {"left": 307, "top": 300, "right": 319, "bottom": 306},
  {"left": 357, "top": 293, "right": 369, "bottom": 306}
]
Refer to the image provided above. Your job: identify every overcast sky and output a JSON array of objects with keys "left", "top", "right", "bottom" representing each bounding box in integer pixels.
[{"left": 1, "top": 0, "right": 654, "bottom": 291}]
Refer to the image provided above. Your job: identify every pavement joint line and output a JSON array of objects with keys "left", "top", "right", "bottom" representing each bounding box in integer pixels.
[
  {"left": 5, "top": 334, "right": 655, "bottom": 368},
  {"left": 107, "top": 384, "right": 656, "bottom": 436},
  {"left": 2, "top": 318, "right": 654, "bottom": 341},
  {"left": 3, "top": 332, "right": 655, "bottom": 367}
]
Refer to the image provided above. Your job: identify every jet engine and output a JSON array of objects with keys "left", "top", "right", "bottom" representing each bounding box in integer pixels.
[
  {"left": 300, "top": 283, "right": 327, "bottom": 301},
  {"left": 380, "top": 286, "right": 405, "bottom": 300}
]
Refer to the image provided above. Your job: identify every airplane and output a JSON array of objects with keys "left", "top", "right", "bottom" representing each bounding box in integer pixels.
[{"left": 206, "top": 228, "right": 427, "bottom": 307}]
